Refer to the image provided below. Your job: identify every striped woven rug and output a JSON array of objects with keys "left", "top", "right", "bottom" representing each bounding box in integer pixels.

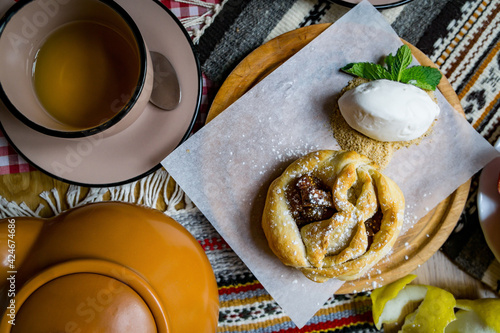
[{"left": 194, "top": 0, "right": 500, "bottom": 331}]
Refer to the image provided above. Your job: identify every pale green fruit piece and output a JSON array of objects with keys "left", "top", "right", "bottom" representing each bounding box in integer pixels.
[
  {"left": 377, "top": 285, "right": 428, "bottom": 330},
  {"left": 445, "top": 299, "right": 500, "bottom": 333},
  {"left": 400, "top": 285, "right": 456, "bottom": 333},
  {"left": 371, "top": 274, "right": 421, "bottom": 329},
  {"left": 445, "top": 310, "right": 494, "bottom": 333}
]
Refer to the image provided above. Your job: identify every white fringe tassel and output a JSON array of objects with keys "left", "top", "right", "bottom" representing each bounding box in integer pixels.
[
  {"left": 174, "top": 0, "right": 228, "bottom": 43},
  {"left": 0, "top": 168, "right": 195, "bottom": 219}
]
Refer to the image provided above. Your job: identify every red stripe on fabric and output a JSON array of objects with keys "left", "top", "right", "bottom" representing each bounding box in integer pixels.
[
  {"left": 8, "top": 154, "right": 18, "bottom": 165},
  {"left": 8, "top": 164, "right": 19, "bottom": 174},
  {"left": 219, "top": 281, "right": 264, "bottom": 295},
  {"left": 198, "top": 237, "right": 230, "bottom": 251},
  {"left": 6, "top": 144, "right": 18, "bottom": 155},
  {"left": 275, "top": 311, "right": 373, "bottom": 333},
  {"left": 18, "top": 163, "right": 32, "bottom": 173},
  {"left": 0, "top": 156, "right": 35, "bottom": 176}
]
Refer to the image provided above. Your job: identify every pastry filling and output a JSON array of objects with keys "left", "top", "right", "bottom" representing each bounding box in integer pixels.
[
  {"left": 365, "top": 209, "right": 382, "bottom": 248},
  {"left": 286, "top": 175, "right": 335, "bottom": 227}
]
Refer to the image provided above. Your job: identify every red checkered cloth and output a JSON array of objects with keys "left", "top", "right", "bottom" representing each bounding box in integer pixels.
[
  {"left": 0, "top": 0, "right": 218, "bottom": 176},
  {"left": 0, "top": 135, "right": 32, "bottom": 174}
]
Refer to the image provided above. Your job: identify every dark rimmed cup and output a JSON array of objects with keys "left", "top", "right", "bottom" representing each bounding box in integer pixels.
[{"left": 0, "top": 0, "right": 154, "bottom": 138}]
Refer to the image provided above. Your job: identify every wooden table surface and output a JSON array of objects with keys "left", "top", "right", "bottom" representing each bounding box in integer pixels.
[{"left": 413, "top": 251, "right": 497, "bottom": 299}]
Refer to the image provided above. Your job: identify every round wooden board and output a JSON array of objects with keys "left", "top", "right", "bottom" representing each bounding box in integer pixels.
[{"left": 207, "top": 23, "right": 470, "bottom": 294}]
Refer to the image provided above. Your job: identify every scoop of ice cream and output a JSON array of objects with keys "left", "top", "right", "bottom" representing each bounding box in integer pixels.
[{"left": 338, "top": 79, "right": 440, "bottom": 142}]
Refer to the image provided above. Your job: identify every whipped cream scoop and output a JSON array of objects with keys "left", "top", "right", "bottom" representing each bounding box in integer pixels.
[{"left": 338, "top": 79, "right": 440, "bottom": 142}]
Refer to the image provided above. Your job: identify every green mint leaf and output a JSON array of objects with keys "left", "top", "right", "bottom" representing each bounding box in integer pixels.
[
  {"left": 341, "top": 62, "right": 392, "bottom": 81},
  {"left": 341, "top": 45, "right": 443, "bottom": 91},
  {"left": 400, "top": 66, "right": 442, "bottom": 90},
  {"left": 385, "top": 44, "right": 413, "bottom": 81},
  {"left": 384, "top": 52, "right": 396, "bottom": 70}
]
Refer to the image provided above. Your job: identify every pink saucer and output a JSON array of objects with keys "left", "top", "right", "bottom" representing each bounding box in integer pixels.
[{"left": 0, "top": 0, "right": 200, "bottom": 186}]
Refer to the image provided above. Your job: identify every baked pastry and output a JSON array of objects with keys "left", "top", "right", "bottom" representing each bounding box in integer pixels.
[{"left": 262, "top": 150, "right": 405, "bottom": 283}]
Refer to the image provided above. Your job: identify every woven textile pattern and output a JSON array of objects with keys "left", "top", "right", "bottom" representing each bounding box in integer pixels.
[{"left": 434, "top": 0, "right": 500, "bottom": 294}]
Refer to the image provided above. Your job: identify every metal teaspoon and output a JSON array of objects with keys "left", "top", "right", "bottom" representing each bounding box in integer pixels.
[{"left": 149, "top": 51, "right": 181, "bottom": 110}]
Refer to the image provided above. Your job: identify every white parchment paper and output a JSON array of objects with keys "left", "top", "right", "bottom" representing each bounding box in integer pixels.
[{"left": 162, "top": 1, "right": 500, "bottom": 328}]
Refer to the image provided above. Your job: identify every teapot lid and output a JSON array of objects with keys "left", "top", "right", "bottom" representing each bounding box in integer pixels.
[{"left": 12, "top": 273, "right": 157, "bottom": 332}]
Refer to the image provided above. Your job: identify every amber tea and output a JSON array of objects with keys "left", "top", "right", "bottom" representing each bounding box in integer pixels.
[{"left": 32, "top": 20, "right": 141, "bottom": 129}]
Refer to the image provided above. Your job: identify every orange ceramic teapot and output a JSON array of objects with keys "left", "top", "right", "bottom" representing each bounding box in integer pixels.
[{"left": 0, "top": 202, "right": 219, "bottom": 332}]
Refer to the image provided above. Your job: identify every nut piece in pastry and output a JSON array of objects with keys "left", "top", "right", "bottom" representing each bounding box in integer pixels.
[{"left": 261, "top": 150, "right": 405, "bottom": 283}]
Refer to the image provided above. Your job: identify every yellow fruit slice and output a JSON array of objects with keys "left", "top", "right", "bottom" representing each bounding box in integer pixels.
[
  {"left": 400, "top": 285, "right": 456, "bottom": 333},
  {"left": 445, "top": 299, "right": 500, "bottom": 333},
  {"left": 371, "top": 274, "right": 421, "bottom": 329}
]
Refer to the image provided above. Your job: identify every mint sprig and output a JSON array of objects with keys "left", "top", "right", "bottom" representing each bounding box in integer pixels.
[
  {"left": 341, "top": 62, "right": 393, "bottom": 81},
  {"left": 341, "top": 45, "right": 442, "bottom": 91}
]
